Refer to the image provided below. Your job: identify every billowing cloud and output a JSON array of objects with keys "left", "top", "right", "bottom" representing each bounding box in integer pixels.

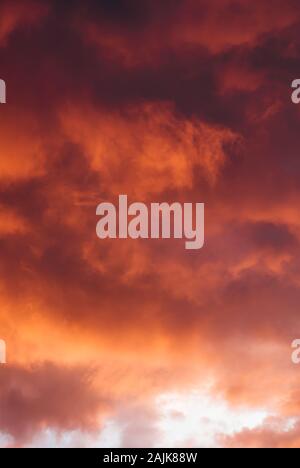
[
  {"left": 0, "top": 0, "right": 300, "bottom": 448},
  {"left": 0, "top": 363, "right": 110, "bottom": 445},
  {"left": 60, "top": 102, "right": 239, "bottom": 195},
  {"left": 220, "top": 417, "right": 300, "bottom": 448}
]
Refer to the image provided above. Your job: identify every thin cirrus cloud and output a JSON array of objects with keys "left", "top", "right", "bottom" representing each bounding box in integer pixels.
[{"left": 0, "top": 0, "right": 300, "bottom": 448}]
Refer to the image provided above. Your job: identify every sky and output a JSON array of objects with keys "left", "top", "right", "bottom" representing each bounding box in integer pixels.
[{"left": 1, "top": 0, "right": 300, "bottom": 448}]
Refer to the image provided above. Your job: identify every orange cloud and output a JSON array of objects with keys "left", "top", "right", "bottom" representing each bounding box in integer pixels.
[
  {"left": 60, "top": 102, "right": 238, "bottom": 196},
  {"left": 1, "top": 0, "right": 300, "bottom": 448}
]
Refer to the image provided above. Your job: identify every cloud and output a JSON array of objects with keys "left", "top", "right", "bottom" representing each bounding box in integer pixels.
[
  {"left": 0, "top": 363, "right": 110, "bottom": 445},
  {"left": 60, "top": 101, "right": 239, "bottom": 195},
  {"left": 0, "top": 0, "right": 48, "bottom": 45},
  {"left": 77, "top": 0, "right": 300, "bottom": 66},
  {"left": 220, "top": 417, "right": 300, "bottom": 448},
  {"left": 115, "top": 403, "right": 162, "bottom": 448},
  {"left": 1, "top": 0, "right": 300, "bottom": 447}
]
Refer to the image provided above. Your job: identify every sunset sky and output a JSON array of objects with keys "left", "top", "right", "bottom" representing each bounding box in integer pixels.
[{"left": 1, "top": 0, "right": 300, "bottom": 448}]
